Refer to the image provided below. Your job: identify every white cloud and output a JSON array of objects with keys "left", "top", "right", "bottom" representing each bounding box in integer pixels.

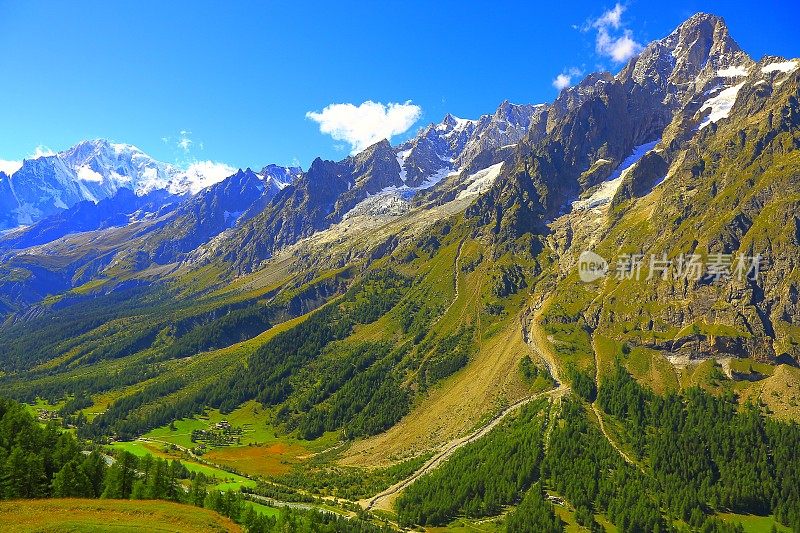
[
  {"left": 76, "top": 165, "right": 104, "bottom": 183},
  {"left": 552, "top": 67, "right": 584, "bottom": 90},
  {"left": 553, "top": 74, "right": 571, "bottom": 90},
  {"left": 180, "top": 160, "right": 236, "bottom": 194},
  {"left": 596, "top": 28, "right": 642, "bottom": 62},
  {"left": 0, "top": 159, "right": 22, "bottom": 175},
  {"left": 306, "top": 100, "right": 422, "bottom": 155},
  {"left": 177, "top": 135, "right": 193, "bottom": 153},
  {"left": 589, "top": 3, "right": 642, "bottom": 63},
  {"left": 31, "top": 145, "right": 56, "bottom": 158},
  {"left": 593, "top": 3, "right": 624, "bottom": 30}
]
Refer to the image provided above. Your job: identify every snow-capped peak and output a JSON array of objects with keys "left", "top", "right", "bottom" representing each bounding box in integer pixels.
[
  {"left": 437, "top": 113, "right": 475, "bottom": 134},
  {"left": 59, "top": 139, "right": 175, "bottom": 196},
  {"left": 0, "top": 139, "right": 256, "bottom": 228},
  {"left": 13, "top": 138, "right": 244, "bottom": 197},
  {"left": 259, "top": 164, "right": 302, "bottom": 190}
]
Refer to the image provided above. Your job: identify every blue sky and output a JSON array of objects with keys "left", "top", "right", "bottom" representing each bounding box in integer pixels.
[{"left": 0, "top": 0, "right": 797, "bottom": 172}]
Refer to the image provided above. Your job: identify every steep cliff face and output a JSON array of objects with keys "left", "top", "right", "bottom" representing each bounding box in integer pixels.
[
  {"left": 539, "top": 53, "right": 800, "bottom": 364},
  {"left": 467, "top": 13, "right": 759, "bottom": 247}
]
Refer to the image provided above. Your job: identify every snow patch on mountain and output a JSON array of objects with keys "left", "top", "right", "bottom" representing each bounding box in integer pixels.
[
  {"left": 697, "top": 82, "right": 745, "bottom": 129},
  {"left": 438, "top": 115, "right": 475, "bottom": 139},
  {"left": 396, "top": 148, "right": 411, "bottom": 183},
  {"left": 343, "top": 166, "right": 459, "bottom": 220},
  {"left": 457, "top": 163, "right": 504, "bottom": 200},
  {"left": 572, "top": 140, "right": 660, "bottom": 211},
  {"left": 258, "top": 165, "right": 302, "bottom": 190},
  {"left": 761, "top": 61, "right": 798, "bottom": 74},
  {"left": 175, "top": 161, "right": 237, "bottom": 194},
  {"left": 418, "top": 166, "right": 455, "bottom": 190},
  {"left": 717, "top": 65, "right": 749, "bottom": 77}
]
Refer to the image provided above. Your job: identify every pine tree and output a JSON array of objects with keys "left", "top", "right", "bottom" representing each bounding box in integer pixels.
[
  {"left": 2, "top": 446, "right": 27, "bottom": 498},
  {"left": 102, "top": 451, "right": 137, "bottom": 499},
  {"left": 52, "top": 460, "right": 91, "bottom": 497},
  {"left": 80, "top": 451, "right": 107, "bottom": 497},
  {"left": 189, "top": 472, "right": 207, "bottom": 506}
]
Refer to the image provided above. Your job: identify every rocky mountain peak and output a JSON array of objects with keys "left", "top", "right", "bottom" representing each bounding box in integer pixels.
[
  {"left": 618, "top": 12, "right": 753, "bottom": 107},
  {"left": 258, "top": 164, "right": 301, "bottom": 192},
  {"left": 441, "top": 113, "right": 459, "bottom": 128},
  {"left": 354, "top": 138, "right": 395, "bottom": 161}
]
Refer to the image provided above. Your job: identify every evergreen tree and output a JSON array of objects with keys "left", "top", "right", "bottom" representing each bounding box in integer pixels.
[
  {"left": 102, "top": 451, "right": 137, "bottom": 499},
  {"left": 80, "top": 451, "right": 108, "bottom": 497},
  {"left": 505, "top": 482, "right": 564, "bottom": 532},
  {"left": 189, "top": 473, "right": 207, "bottom": 507},
  {"left": 52, "top": 460, "right": 92, "bottom": 497}
]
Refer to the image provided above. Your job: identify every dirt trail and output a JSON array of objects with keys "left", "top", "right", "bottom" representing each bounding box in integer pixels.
[
  {"left": 522, "top": 296, "right": 565, "bottom": 387},
  {"left": 361, "top": 294, "right": 646, "bottom": 514},
  {"left": 363, "top": 296, "right": 569, "bottom": 512},
  {"left": 590, "top": 337, "right": 644, "bottom": 471},
  {"left": 590, "top": 404, "right": 640, "bottom": 467},
  {"left": 361, "top": 385, "right": 565, "bottom": 511},
  {"left": 527, "top": 296, "right": 641, "bottom": 470}
]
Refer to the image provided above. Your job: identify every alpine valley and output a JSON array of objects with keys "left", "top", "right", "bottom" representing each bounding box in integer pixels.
[{"left": 1, "top": 12, "right": 800, "bottom": 533}]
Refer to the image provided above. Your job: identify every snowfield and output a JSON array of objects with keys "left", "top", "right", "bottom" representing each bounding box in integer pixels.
[
  {"left": 697, "top": 82, "right": 746, "bottom": 130},
  {"left": 717, "top": 65, "right": 749, "bottom": 78},
  {"left": 456, "top": 163, "right": 504, "bottom": 200},
  {"left": 572, "top": 140, "right": 660, "bottom": 212},
  {"left": 761, "top": 60, "right": 798, "bottom": 74}
]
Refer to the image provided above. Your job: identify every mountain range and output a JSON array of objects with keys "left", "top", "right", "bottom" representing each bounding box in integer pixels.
[{"left": 1, "top": 12, "right": 800, "bottom": 531}]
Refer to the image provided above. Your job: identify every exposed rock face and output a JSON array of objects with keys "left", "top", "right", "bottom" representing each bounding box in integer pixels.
[
  {"left": 569, "top": 61, "right": 799, "bottom": 364},
  {"left": 611, "top": 152, "right": 670, "bottom": 206},
  {"left": 618, "top": 13, "right": 753, "bottom": 109},
  {"left": 468, "top": 13, "right": 758, "bottom": 245},
  {"left": 206, "top": 101, "right": 544, "bottom": 271}
]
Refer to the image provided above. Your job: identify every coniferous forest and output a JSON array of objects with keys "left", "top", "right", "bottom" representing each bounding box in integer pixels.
[{"left": 394, "top": 364, "right": 800, "bottom": 532}]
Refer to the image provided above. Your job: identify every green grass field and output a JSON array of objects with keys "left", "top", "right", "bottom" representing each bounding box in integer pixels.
[
  {"left": 141, "top": 399, "right": 341, "bottom": 479},
  {"left": 716, "top": 513, "right": 791, "bottom": 532},
  {"left": 143, "top": 400, "right": 337, "bottom": 450},
  {"left": 0, "top": 498, "right": 242, "bottom": 532},
  {"left": 107, "top": 441, "right": 257, "bottom": 491}
]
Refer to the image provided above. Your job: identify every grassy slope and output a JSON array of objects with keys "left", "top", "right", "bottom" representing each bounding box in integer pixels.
[
  {"left": 0, "top": 499, "right": 242, "bottom": 533},
  {"left": 106, "top": 441, "right": 257, "bottom": 491},
  {"left": 142, "top": 400, "right": 339, "bottom": 478},
  {"left": 341, "top": 240, "right": 533, "bottom": 467}
]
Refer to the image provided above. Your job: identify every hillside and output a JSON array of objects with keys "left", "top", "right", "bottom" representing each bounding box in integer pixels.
[{"left": 0, "top": 499, "right": 242, "bottom": 533}]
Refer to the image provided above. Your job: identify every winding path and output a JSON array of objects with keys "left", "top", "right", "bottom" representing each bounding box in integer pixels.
[
  {"left": 361, "top": 385, "right": 565, "bottom": 511},
  {"left": 360, "top": 293, "right": 644, "bottom": 513},
  {"left": 363, "top": 296, "right": 569, "bottom": 512},
  {"left": 591, "top": 404, "right": 640, "bottom": 468},
  {"left": 590, "top": 337, "right": 643, "bottom": 470}
]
